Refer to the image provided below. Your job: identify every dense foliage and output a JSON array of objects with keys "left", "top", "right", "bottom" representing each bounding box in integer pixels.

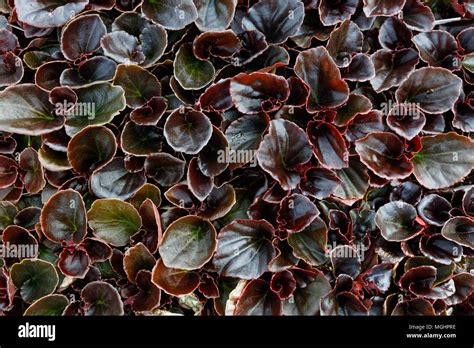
[{"left": 0, "top": 0, "right": 473, "bottom": 316}]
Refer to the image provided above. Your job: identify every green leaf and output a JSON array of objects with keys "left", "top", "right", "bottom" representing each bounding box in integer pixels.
[
  {"left": 288, "top": 217, "right": 328, "bottom": 266},
  {"left": 412, "top": 132, "right": 474, "bottom": 189},
  {"left": 113, "top": 64, "right": 162, "bottom": 108},
  {"left": 64, "top": 82, "right": 126, "bottom": 136},
  {"left": 10, "top": 259, "right": 59, "bottom": 303},
  {"left": 0, "top": 84, "right": 64, "bottom": 136},
  {"left": 463, "top": 53, "right": 474, "bottom": 73},
  {"left": 174, "top": 43, "right": 215, "bottom": 90},
  {"left": 159, "top": 215, "right": 217, "bottom": 270},
  {"left": 123, "top": 243, "right": 155, "bottom": 283},
  {"left": 0, "top": 201, "right": 17, "bottom": 230},
  {"left": 282, "top": 270, "right": 331, "bottom": 315},
  {"left": 88, "top": 199, "right": 142, "bottom": 247},
  {"left": 24, "top": 294, "right": 69, "bottom": 316}
]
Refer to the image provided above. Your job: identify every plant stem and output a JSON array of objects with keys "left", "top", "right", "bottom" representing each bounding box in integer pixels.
[
  {"left": 9, "top": 24, "right": 24, "bottom": 32},
  {"left": 434, "top": 17, "right": 464, "bottom": 25}
]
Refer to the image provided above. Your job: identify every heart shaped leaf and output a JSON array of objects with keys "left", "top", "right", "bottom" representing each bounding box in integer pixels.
[
  {"left": 333, "top": 94, "right": 372, "bottom": 127},
  {"left": 0, "top": 84, "right": 64, "bottom": 136},
  {"left": 144, "top": 153, "right": 186, "bottom": 186},
  {"left": 213, "top": 219, "right": 275, "bottom": 279},
  {"left": 57, "top": 247, "right": 91, "bottom": 278},
  {"left": 197, "top": 126, "right": 229, "bottom": 177},
  {"left": 24, "top": 294, "right": 69, "bottom": 316},
  {"left": 412, "top": 133, "right": 474, "bottom": 189},
  {"left": 396, "top": 67, "right": 463, "bottom": 114},
  {"left": 64, "top": 82, "right": 126, "bottom": 136},
  {"left": 151, "top": 258, "right": 200, "bottom": 296},
  {"left": 81, "top": 281, "right": 124, "bottom": 315},
  {"left": 142, "top": 0, "right": 198, "bottom": 30},
  {"left": 295, "top": 46, "right": 349, "bottom": 111},
  {"left": 307, "top": 121, "right": 349, "bottom": 170},
  {"left": 15, "top": 0, "right": 89, "bottom": 28},
  {"left": 198, "top": 78, "right": 233, "bottom": 112},
  {"left": 0, "top": 155, "right": 18, "bottom": 190},
  {"left": 123, "top": 242, "right": 155, "bottom": 283},
  {"left": 242, "top": 0, "right": 304, "bottom": 44},
  {"left": 10, "top": 259, "right": 58, "bottom": 303},
  {"left": 193, "top": 31, "right": 241, "bottom": 60},
  {"left": 299, "top": 167, "right": 341, "bottom": 199},
  {"left": 256, "top": 119, "right": 312, "bottom": 190},
  {"left": 113, "top": 64, "right": 161, "bottom": 108},
  {"left": 418, "top": 194, "right": 452, "bottom": 227},
  {"left": 319, "top": 0, "right": 358, "bottom": 26},
  {"left": 288, "top": 217, "right": 328, "bottom": 266},
  {"left": 194, "top": 0, "right": 237, "bottom": 32},
  {"left": 90, "top": 157, "right": 146, "bottom": 200},
  {"left": 67, "top": 126, "right": 117, "bottom": 174},
  {"left": 378, "top": 17, "right": 412, "bottom": 50},
  {"left": 370, "top": 48, "right": 419, "bottom": 92},
  {"left": 61, "top": 14, "right": 107, "bottom": 61},
  {"left": 326, "top": 20, "right": 363, "bottom": 68},
  {"left": 187, "top": 157, "right": 213, "bottom": 201},
  {"left": 101, "top": 31, "right": 145, "bottom": 65},
  {"left": 277, "top": 193, "right": 319, "bottom": 233},
  {"left": 342, "top": 54, "right": 375, "bottom": 82},
  {"left": 111, "top": 12, "right": 168, "bottom": 68},
  {"left": 174, "top": 43, "right": 215, "bottom": 90},
  {"left": 402, "top": 0, "right": 435, "bottom": 32},
  {"left": 355, "top": 132, "right": 413, "bottom": 179},
  {"left": 412, "top": 31, "right": 458, "bottom": 69},
  {"left": 159, "top": 215, "right": 216, "bottom": 271},
  {"left": 164, "top": 108, "right": 212, "bottom": 155},
  {"left": 121, "top": 122, "right": 162, "bottom": 156},
  {"left": 230, "top": 72, "right": 290, "bottom": 114},
  {"left": 40, "top": 189, "right": 87, "bottom": 244},
  {"left": 283, "top": 270, "right": 331, "bottom": 315},
  {"left": 386, "top": 104, "right": 426, "bottom": 140},
  {"left": 441, "top": 217, "right": 473, "bottom": 249},
  {"left": 234, "top": 279, "right": 282, "bottom": 315},
  {"left": 224, "top": 113, "right": 268, "bottom": 169},
  {"left": 363, "top": 0, "right": 406, "bottom": 17},
  {"left": 18, "top": 148, "right": 46, "bottom": 194},
  {"left": 375, "top": 201, "right": 424, "bottom": 241},
  {"left": 88, "top": 198, "right": 142, "bottom": 247}
]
